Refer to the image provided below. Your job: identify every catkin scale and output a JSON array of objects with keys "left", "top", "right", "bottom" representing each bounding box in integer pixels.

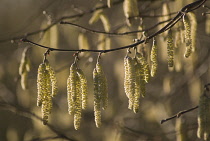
[
  {"left": 183, "top": 15, "right": 192, "bottom": 58},
  {"left": 151, "top": 41, "right": 158, "bottom": 77},
  {"left": 197, "top": 94, "right": 210, "bottom": 140},
  {"left": 167, "top": 30, "right": 174, "bottom": 67}
]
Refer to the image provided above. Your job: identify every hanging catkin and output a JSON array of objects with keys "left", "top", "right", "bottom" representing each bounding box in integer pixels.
[
  {"left": 45, "top": 60, "right": 58, "bottom": 97},
  {"left": 151, "top": 40, "right": 158, "bottom": 77},
  {"left": 124, "top": 56, "right": 135, "bottom": 109},
  {"left": 77, "top": 69, "right": 88, "bottom": 110},
  {"left": 37, "top": 63, "right": 52, "bottom": 125},
  {"left": 197, "top": 94, "right": 210, "bottom": 140},
  {"left": 67, "top": 63, "right": 77, "bottom": 115},
  {"left": 187, "top": 12, "right": 197, "bottom": 52},
  {"left": 167, "top": 29, "right": 174, "bottom": 67},
  {"left": 183, "top": 14, "right": 192, "bottom": 58},
  {"left": 93, "top": 61, "right": 108, "bottom": 128}
]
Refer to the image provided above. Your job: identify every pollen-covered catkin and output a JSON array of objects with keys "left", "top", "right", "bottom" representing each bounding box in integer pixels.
[
  {"left": 93, "top": 68, "right": 101, "bottom": 128},
  {"left": 151, "top": 40, "right": 158, "bottom": 77},
  {"left": 176, "top": 117, "right": 188, "bottom": 141},
  {"left": 124, "top": 56, "right": 135, "bottom": 109},
  {"left": 197, "top": 94, "right": 210, "bottom": 140},
  {"left": 45, "top": 60, "right": 58, "bottom": 97},
  {"left": 37, "top": 63, "right": 52, "bottom": 125},
  {"left": 167, "top": 30, "right": 174, "bottom": 67},
  {"left": 77, "top": 69, "right": 88, "bottom": 110},
  {"left": 96, "top": 62, "right": 108, "bottom": 110},
  {"left": 183, "top": 14, "right": 192, "bottom": 58},
  {"left": 74, "top": 73, "right": 82, "bottom": 130},
  {"left": 188, "top": 12, "right": 197, "bottom": 52},
  {"left": 133, "top": 59, "right": 141, "bottom": 113},
  {"left": 67, "top": 63, "right": 77, "bottom": 115}
]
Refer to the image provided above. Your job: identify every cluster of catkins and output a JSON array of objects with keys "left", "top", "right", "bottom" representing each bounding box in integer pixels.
[
  {"left": 67, "top": 62, "right": 88, "bottom": 130},
  {"left": 37, "top": 59, "right": 58, "bottom": 125},
  {"left": 124, "top": 41, "right": 158, "bottom": 113}
]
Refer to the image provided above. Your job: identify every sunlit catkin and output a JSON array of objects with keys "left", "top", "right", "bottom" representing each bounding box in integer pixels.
[
  {"left": 151, "top": 40, "right": 158, "bottom": 77},
  {"left": 107, "top": 0, "right": 113, "bottom": 8},
  {"left": 93, "top": 68, "right": 101, "bottom": 128},
  {"left": 96, "top": 62, "right": 108, "bottom": 110},
  {"left": 21, "top": 72, "right": 28, "bottom": 90},
  {"left": 77, "top": 69, "right": 88, "bottom": 110},
  {"left": 78, "top": 33, "right": 90, "bottom": 57},
  {"left": 124, "top": 56, "right": 135, "bottom": 109},
  {"left": 45, "top": 60, "right": 58, "bottom": 97},
  {"left": 37, "top": 63, "right": 47, "bottom": 107},
  {"left": 67, "top": 63, "right": 77, "bottom": 115},
  {"left": 37, "top": 63, "right": 52, "bottom": 125},
  {"left": 188, "top": 12, "right": 197, "bottom": 52},
  {"left": 74, "top": 73, "right": 82, "bottom": 130},
  {"left": 123, "top": 0, "right": 139, "bottom": 26},
  {"left": 89, "top": 9, "right": 103, "bottom": 25},
  {"left": 100, "top": 14, "right": 110, "bottom": 32},
  {"left": 197, "top": 94, "right": 210, "bottom": 140},
  {"left": 167, "top": 30, "right": 174, "bottom": 67},
  {"left": 136, "top": 52, "right": 150, "bottom": 83},
  {"left": 133, "top": 59, "right": 141, "bottom": 113},
  {"left": 183, "top": 14, "right": 192, "bottom": 58}
]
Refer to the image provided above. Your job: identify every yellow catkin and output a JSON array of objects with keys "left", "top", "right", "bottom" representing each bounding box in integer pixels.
[
  {"left": 176, "top": 117, "right": 188, "bottom": 141},
  {"left": 183, "top": 14, "right": 192, "bottom": 58},
  {"left": 197, "top": 94, "right": 210, "bottom": 140},
  {"left": 93, "top": 68, "right": 101, "bottom": 128},
  {"left": 89, "top": 9, "right": 103, "bottom": 25},
  {"left": 67, "top": 63, "right": 77, "bottom": 115},
  {"left": 133, "top": 59, "right": 140, "bottom": 113},
  {"left": 136, "top": 52, "right": 150, "bottom": 83},
  {"left": 100, "top": 14, "right": 110, "bottom": 32},
  {"left": 124, "top": 56, "right": 135, "bottom": 109},
  {"left": 41, "top": 71, "right": 52, "bottom": 125},
  {"left": 77, "top": 69, "right": 88, "bottom": 110},
  {"left": 123, "top": 0, "right": 139, "bottom": 26},
  {"left": 188, "top": 12, "right": 197, "bottom": 52},
  {"left": 37, "top": 63, "right": 47, "bottom": 107},
  {"left": 97, "top": 34, "right": 111, "bottom": 50},
  {"left": 37, "top": 63, "right": 52, "bottom": 125},
  {"left": 74, "top": 73, "right": 82, "bottom": 130},
  {"left": 45, "top": 60, "right": 58, "bottom": 97},
  {"left": 151, "top": 40, "right": 158, "bottom": 77},
  {"left": 167, "top": 30, "right": 174, "bottom": 67}
]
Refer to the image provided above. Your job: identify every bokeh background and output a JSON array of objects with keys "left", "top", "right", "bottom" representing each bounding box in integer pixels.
[{"left": 0, "top": 0, "right": 210, "bottom": 141}]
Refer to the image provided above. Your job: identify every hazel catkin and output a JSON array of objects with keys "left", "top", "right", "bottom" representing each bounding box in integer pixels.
[
  {"left": 151, "top": 40, "right": 158, "bottom": 77},
  {"left": 167, "top": 29, "right": 174, "bottom": 67},
  {"left": 183, "top": 14, "right": 192, "bottom": 58}
]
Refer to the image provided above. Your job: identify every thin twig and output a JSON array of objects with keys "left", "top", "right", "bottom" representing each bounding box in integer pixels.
[{"left": 160, "top": 106, "right": 199, "bottom": 124}]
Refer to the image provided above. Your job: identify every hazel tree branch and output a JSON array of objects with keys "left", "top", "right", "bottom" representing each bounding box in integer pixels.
[
  {"left": 21, "top": 0, "right": 206, "bottom": 54},
  {"left": 0, "top": 102, "right": 76, "bottom": 141}
]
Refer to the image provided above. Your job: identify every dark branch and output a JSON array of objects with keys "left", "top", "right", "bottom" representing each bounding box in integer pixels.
[{"left": 160, "top": 106, "right": 199, "bottom": 124}]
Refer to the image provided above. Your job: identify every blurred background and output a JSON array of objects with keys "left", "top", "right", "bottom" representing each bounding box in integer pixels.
[{"left": 0, "top": 0, "right": 210, "bottom": 141}]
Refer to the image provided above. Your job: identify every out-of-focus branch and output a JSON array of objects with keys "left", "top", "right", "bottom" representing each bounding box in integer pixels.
[
  {"left": 27, "top": 136, "right": 60, "bottom": 141},
  {"left": 0, "top": 102, "right": 76, "bottom": 141}
]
